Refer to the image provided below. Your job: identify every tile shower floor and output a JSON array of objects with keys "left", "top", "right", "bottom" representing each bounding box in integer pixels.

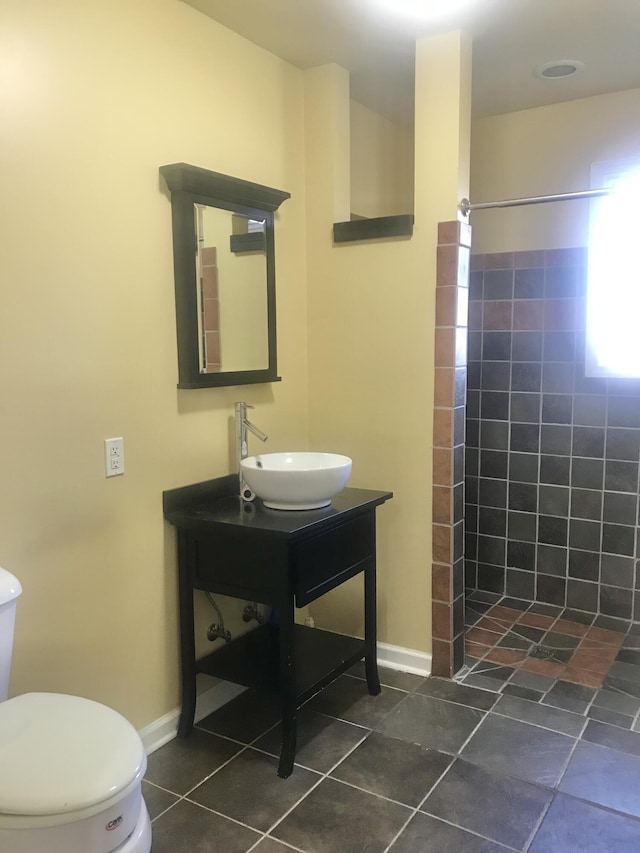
[
  {"left": 144, "top": 614, "right": 640, "bottom": 852},
  {"left": 462, "top": 592, "right": 640, "bottom": 729}
]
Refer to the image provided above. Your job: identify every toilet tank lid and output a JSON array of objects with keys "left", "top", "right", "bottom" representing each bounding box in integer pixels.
[{"left": 0, "top": 568, "right": 21, "bottom": 606}]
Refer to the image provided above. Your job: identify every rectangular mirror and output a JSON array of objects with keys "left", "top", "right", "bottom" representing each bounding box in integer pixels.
[
  {"left": 160, "top": 163, "right": 290, "bottom": 388},
  {"left": 195, "top": 206, "right": 268, "bottom": 374}
]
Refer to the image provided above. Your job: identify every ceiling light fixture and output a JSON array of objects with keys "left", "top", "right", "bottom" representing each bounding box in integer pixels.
[
  {"left": 374, "top": 0, "right": 474, "bottom": 21},
  {"left": 534, "top": 59, "right": 585, "bottom": 80}
]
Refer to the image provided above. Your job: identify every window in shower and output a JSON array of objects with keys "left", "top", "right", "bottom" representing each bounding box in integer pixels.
[{"left": 586, "top": 159, "right": 640, "bottom": 377}]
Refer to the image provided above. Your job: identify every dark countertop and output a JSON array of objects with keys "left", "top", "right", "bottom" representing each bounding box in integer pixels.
[{"left": 163, "top": 474, "right": 393, "bottom": 539}]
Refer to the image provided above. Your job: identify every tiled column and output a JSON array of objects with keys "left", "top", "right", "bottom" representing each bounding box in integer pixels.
[{"left": 432, "top": 220, "right": 471, "bottom": 676}]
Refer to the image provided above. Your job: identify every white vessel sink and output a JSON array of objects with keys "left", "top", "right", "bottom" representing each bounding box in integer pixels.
[{"left": 240, "top": 452, "right": 352, "bottom": 510}]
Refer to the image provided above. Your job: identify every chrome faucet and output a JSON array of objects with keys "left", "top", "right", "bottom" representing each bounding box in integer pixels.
[{"left": 235, "top": 402, "right": 268, "bottom": 494}]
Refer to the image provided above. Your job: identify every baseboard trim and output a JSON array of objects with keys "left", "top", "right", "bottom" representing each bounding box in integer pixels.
[
  {"left": 140, "top": 641, "right": 431, "bottom": 754},
  {"left": 140, "top": 680, "right": 246, "bottom": 755},
  {"left": 376, "top": 641, "right": 432, "bottom": 677}
]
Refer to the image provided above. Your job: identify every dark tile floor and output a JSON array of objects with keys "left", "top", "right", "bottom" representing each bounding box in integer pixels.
[{"left": 144, "top": 623, "right": 640, "bottom": 852}]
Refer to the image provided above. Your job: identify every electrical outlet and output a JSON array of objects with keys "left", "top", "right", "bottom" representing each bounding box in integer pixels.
[{"left": 104, "top": 437, "right": 125, "bottom": 477}]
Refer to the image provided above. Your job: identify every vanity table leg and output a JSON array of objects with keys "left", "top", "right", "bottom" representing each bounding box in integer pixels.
[
  {"left": 364, "top": 559, "right": 381, "bottom": 696},
  {"left": 277, "top": 597, "right": 297, "bottom": 778},
  {"left": 177, "top": 531, "right": 197, "bottom": 738},
  {"left": 278, "top": 715, "right": 297, "bottom": 778}
]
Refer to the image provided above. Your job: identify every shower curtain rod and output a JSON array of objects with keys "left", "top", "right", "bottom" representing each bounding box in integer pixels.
[{"left": 459, "top": 187, "right": 612, "bottom": 217}]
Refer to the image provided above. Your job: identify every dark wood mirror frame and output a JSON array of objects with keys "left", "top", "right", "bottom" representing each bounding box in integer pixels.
[{"left": 160, "top": 163, "right": 290, "bottom": 389}]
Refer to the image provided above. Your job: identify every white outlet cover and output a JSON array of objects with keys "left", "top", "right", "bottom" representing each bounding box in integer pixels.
[{"left": 104, "top": 437, "right": 125, "bottom": 477}]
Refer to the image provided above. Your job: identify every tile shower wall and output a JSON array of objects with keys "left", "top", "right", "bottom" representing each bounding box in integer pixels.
[{"left": 465, "top": 248, "right": 640, "bottom": 623}]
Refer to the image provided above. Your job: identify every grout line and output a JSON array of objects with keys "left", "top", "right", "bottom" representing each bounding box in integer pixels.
[
  {"left": 149, "top": 801, "right": 180, "bottom": 825},
  {"left": 380, "top": 809, "right": 420, "bottom": 850},
  {"left": 249, "top": 726, "right": 370, "bottom": 774},
  {"left": 263, "top": 730, "right": 370, "bottom": 840},
  {"left": 192, "top": 724, "right": 265, "bottom": 749},
  {"left": 548, "top": 789, "right": 640, "bottom": 826},
  {"left": 181, "top": 742, "right": 252, "bottom": 800},
  {"left": 421, "top": 812, "right": 523, "bottom": 853},
  {"left": 382, "top": 758, "right": 457, "bottom": 853},
  {"left": 312, "top": 772, "right": 418, "bottom": 812},
  {"left": 147, "top": 734, "right": 263, "bottom": 822},
  {"left": 185, "top": 713, "right": 318, "bottom": 799},
  {"left": 302, "top": 708, "right": 378, "bottom": 731},
  {"left": 143, "top": 780, "right": 184, "bottom": 824},
  {"left": 247, "top": 836, "right": 306, "bottom": 853},
  {"left": 385, "top": 797, "right": 523, "bottom": 853},
  {"left": 490, "top": 702, "right": 588, "bottom": 738},
  {"left": 181, "top": 793, "right": 289, "bottom": 837},
  {"left": 453, "top": 705, "right": 493, "bottom": 756},
  {"left": 342, "top": 667, "right": 428, "bottom": 694},
  {"left": 414, "top": 758, "right": 457, "bottom": 812},
  {"left": 522, "top": 794, "right": 555, "bottom": 853}
]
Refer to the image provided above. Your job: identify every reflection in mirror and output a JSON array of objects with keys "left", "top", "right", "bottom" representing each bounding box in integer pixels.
[
  {"left": 195, "top": 205, "right": 268, "bottom": 374},
  {"left": 159, "top": 162, "right": 290, "bottom": 389}
]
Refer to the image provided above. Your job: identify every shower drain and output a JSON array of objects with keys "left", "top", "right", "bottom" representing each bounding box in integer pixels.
[{"left": 529, "top": 644, "right": 556, "bottom": 660}]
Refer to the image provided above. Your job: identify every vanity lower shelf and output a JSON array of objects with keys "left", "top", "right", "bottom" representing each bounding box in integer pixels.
[{"left": 196, "top": 623, "right": 365, "bottom": 704}]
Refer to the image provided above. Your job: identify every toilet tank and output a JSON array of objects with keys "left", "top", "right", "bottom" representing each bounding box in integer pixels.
[{"left": 0, "top": 568, "right": 22, "bottom": 702}]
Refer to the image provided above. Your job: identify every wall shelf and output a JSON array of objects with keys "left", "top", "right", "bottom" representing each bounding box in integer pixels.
[
  {"left": 333, "top": 214, "right": 414, "bottom": 244},
  {"left": 229, "top": 232, "right": 266, "bottom": 253}
]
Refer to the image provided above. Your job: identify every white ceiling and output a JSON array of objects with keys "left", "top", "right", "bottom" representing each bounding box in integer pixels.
[{"left": 181, "top": 0, "right": 640, "bottom": 124}]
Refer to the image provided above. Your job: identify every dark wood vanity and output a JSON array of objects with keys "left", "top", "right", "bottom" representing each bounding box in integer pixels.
[{"left": 163, "top": 475, "right": 392, "bottom": 777}]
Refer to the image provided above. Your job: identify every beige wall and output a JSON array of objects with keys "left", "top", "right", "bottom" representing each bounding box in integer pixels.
[
  {"left": 470, "top": 87, "right": 640, "bottom": 253},
  {"left": 306, "top": 33, "right": 471, "bottom": 653},
  {"left": 1, "top": 0, "right": 308, "bottom": 727},
  {"left": 2, "top": 0, "right": 473, "bottom": 730},
  {"left": 350, "top": 99, "right": 414, "bottom": 218}
]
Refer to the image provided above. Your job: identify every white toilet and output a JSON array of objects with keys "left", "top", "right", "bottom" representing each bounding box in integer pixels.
[{"left": 0, "top": 568, "right": 152, "bottom": 853}]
